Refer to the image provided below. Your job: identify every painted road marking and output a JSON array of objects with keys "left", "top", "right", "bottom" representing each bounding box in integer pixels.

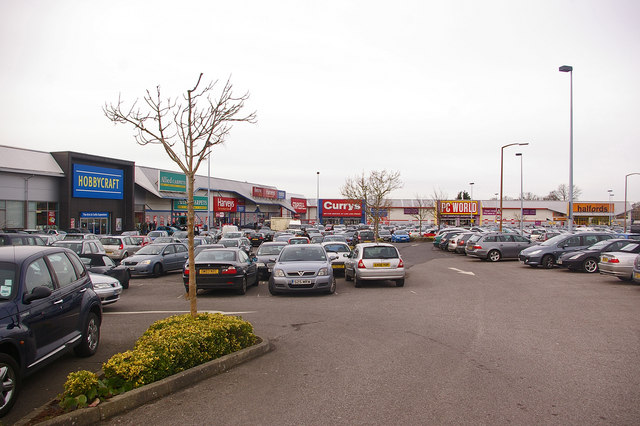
[{"left": 448, "top": 267, "right": 475, "bottom": 276}]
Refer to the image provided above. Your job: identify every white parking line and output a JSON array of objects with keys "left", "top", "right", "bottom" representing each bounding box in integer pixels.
[{"left": 104, "top": 310, "right": 256, "bottom": 315}]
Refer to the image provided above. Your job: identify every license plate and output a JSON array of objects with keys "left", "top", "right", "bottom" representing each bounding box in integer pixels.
[
  {"left": 634, "top": 272, "right": 640, "bottom": 280},
  {"left": 128, "top": 266, "right": 135, "bottom": 270},
  {"left": 332, "top": 264, "right": 345, "bottom": 269},
  {"left": 292, "top": 279, "right": 312, "bottom": 285},
  {"left": 373, "top": 262, "right": 390, "bottom": 267},
  {"left": 601, "top": 256, "right": 609, "bottom": 262},
  {"left": 199, "top": 269, "right": 219, "bottom": 274}
]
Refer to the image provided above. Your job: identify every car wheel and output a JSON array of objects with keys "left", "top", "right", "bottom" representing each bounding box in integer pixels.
[
  {"left": 237, "top": 276, "right": 247, "bottom": 295},
  {"left": 152, "top": 263, "right": 163, "bottom": 277},
  {"left": 354, "top": 275, "right": 362, "bottom": 288},
  {"left": 488, "top": 250, "right": 501, "bottom": 262},
  {"left": 582, "top": 258, "right": 598, "bottom": 273},
  {"left": 396, "top": 279, "right": 405, "bottom": 287},
  {"left": 122, "top": 270, "right": 131, "bottom": 289},
  {"left": 74, "top": 312, "right": 100, "bottom": 357},
  {"left": 268, "top": 280, "right": 279, "bottom": 296},
  {"left": 0, "top": 354, "right": 20, "bottom": 418},
  {"left": 326, "top": 277, "right": 336, "bottom": 294},
  {"left": 541, "top": 254, "right": 555, "bottom": 269}
]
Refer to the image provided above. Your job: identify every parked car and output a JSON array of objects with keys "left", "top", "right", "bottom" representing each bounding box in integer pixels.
[
  {"left": 153, "top": 236, "right": 183, "bottom": 244},
  {"left": 0, "top": 233, "right": 46, "bottom": 246},
  {"left": 519, "top": 232, "right": 614, "bottom": 269},
  {"left": 633, "top": 255, "right": 640, "bottom": 284},
  {"left": 182, "top": 248, "right": 258, "bottom": 295},
  {"left": 268, "top": 244, "right": 337, "bottom": 295},
  {"left": 155, "top": 226, "right": 179, "bottom": 235},
  {"left": 254, "top": 242, "right": 288, "bottom": 281},
  {"left": 344, "top": 243, "right": 405, "bottom": 287},
  {"left": 465, "top": 232, "right": 533, "bottom": 261},
  {"left": 438, "top": 231, "right": 462, "bottom": 250},
  {"left": 452, "top": 232, "right": 478, "bottom": 254},
  {"left": 323, "top": 234, "right": 348, "bottom": 243},
  {"left": 121, "top": 243, "right": 189, "bottom": 277},
  {"left": 598, "top": 241, "right": 640, "bottom": 281},
  {"left": 88, "top": 272, "right": 123, "bottom": 305},
  {"left": 146, "top": 230, "right": 169, "bottom": 241},
  {"left": 391, "top": 230, "right": 411, "bottom": 243},
  {"left": 218, "top": 238, "right": 252, "bottom": 254},
  {"left": 321, "top": 241, "right": 351, "bottom": 276},
  {"left": 310, "top": 235, "right": 324, "bottom": 244},
  {"left": 249, "top": 232, "right": 265, "bottom": 247},
  {"left": 130, "top": 235, "right": 152, "bottom": 248},
  {"left": 0, "top": 246, "right": 102, "bottom": 417},
  {"left": 557, "top": 238, "right": 640, "bottom": 273},
  {"left": 99, "top": 235, "right": 140, "bottom": 261},
  {"left": 354, "top": 230, "right": 375, "bottom": 244},
  {"left": 378, "top": 229, "right": 392, "bottom": 241},
  {"left": 63, "top": 233, "right": 99, "bottom": 241},
  {"left": 79, "top": 253, "right": 131, "bottom": 289},
  {"left": 53, "top": 239, "right": 106, "bottom": 256},
  {"left": 288, "top": 236, "right": 310, "bottom": 245}
]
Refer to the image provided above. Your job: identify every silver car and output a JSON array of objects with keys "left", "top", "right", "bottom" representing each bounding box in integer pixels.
[
  {"left": 268, "top": 244, "right": 337, "bottom": 295},
  {"left": 466, "top": 232, "right": 534, "bottom": 262},
  {"left": 598, "top": 242, "right": 640, "bottom": 281},
  {"left": 99, "top": 235, "right": 140, "bottom": 261},
  {"left": 344, "top": 243, "right": 405, "bottom": 287},
  {"left": 122, "top": 243, "right": 188, "bottom": 277},
  {"left": 89, "top": 272, "right": 123, "bottom": 305}
]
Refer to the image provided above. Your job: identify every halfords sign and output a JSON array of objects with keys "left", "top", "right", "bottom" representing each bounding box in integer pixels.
[
  {"left": 572, "top": 203, "right": 610, "bottom": 214},
  {"left": 290, "top": 198, "right": 307, "bottom": 213},
  {"left": 322, "top": 199, "right": 362, "bottom": 218},
  {"left": 214, "top": 197, "right": 237, "bottom": 212},
  {"left": 440, "top": 200, "right": 479, "bottom": 215},
  {"left": 73, "top": 164, "right": 123, "bottom": 200}
]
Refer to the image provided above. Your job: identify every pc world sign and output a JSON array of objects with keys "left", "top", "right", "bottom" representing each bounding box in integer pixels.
[{"left": 440, "top": 200, "right": 479, "bottom": 215}]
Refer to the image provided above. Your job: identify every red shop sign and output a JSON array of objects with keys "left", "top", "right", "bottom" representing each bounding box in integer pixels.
[
  {"left": 322, "top": 199, "right": 362, "bottom": 217},
  {"left": 214, "top": 197, "right": 237, "bottom": 212},
  {"left": 291, "top": 198, "right": 308, "bottom": 213}
]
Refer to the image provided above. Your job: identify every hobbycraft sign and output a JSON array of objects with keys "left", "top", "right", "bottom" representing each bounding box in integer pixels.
[{"left": 73, "top": 164, "right": 123, "bottom": 200}]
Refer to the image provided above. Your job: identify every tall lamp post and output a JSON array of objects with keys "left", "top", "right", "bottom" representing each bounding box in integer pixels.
[
  {"left": 316, "top": 171, "right": 320, "bottom": 225},
  {"left": 469, "top": 182, "right": 474, "bottom": 227},
  {"left": 516, "top": 153, "right": 524, "bottom": 233},
  {"left": 625, "top": 173, "right": 640, "bottom": 231},
  {"left": 559, "top": 65, "right": 574, "bottom": 231},
  {"left": 608, "top": 189, "right": 614, "bottom": 226},
  {"left": 500, "top": 142, "right": 529, "bottom": 232}
]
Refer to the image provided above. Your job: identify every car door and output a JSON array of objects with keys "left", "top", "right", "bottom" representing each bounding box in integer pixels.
[
  {"left": 239, "top": 250, "right": 258, "bottom": 284},
  {"left": 556, "top": 235, "right": 581, "bottom": 257},
  {"left": 161, "top": 244, "right": 177, "bottom": 270},
  {"left": 344, "top": 247, "right": 359, "bottom": 277},
  {"left": 45, "top": 251, "right": 86, "bottom": 343},
  {"left": 497, "top": 235, "right": 517, "bottom": 258},
  {"left": 512, "top": 234, "right": 532, "bottom": 258},
  {"left": 173, "top": 244, "right": 188, "bottom": 270}
]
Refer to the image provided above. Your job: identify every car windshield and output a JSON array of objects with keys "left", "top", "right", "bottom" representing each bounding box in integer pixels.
[
  {"left": 224, "top": 232, "right": 243, "bottom": 239},
  {"left": 219, "top": 239, "right": 240, "bottom": 247},
  {"left": 395, "top": 231, "right": 409, "bottom": 235},
  {"left": 0, "top": 262, "right": 16, "bottom": 300},
  {"left": 53, "top": 241, "right": 82, "bottom": 254},
  {"left": 324, "top": 244, "right": 350, "bottom": 253},
  {"left": 257, "top": 245, "right": 285, "bottom": 255},
  {"left": 587, "top": 240, "right": 614, "bottom": 250},
  {"left": 100, "top": 238, "right": 121, "bottom": 245},
  {"left": 136, "top": 245, "right": 165, "bottom": 255},
  {"left": 279, "top": 246, "right": 327, "bottom": 262},
  {"left": 195, "top": 250, "right": 237, "bottom": 262},
  {"left": 539, "top": 234, "right": 569, "bottom": 246},
  {"left": 363, "top": 246, "right": 399, "bottom": 259},
  {"left": 64, "top": 234, "right": 84, "bottom": 240}
]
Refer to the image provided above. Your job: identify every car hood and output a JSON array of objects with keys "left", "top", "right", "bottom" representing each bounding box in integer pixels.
[
  {"left": 124, "top": 254, "right": 160, "bottom": 262},
  {"left": 89, "top": 272, "right": 120, "bottom": 285},
  {"left": 276, "top": 260, "right": 330, "bottom": 271}
]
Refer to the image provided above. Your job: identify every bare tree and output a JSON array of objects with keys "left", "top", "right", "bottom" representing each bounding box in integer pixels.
[
  {"left": 410, "top": 195, "right": 433, "bottom": 232},
  {"left": 430, "top": 188, "right": 448, "bottom": 230},
  {"left": 104, "top": 74, "right": 256, "bottom": 316},
  {"left": 544, "top": 184, "right": 582, "bottom": 201},
  {"left": 341, "top": 170, "right": 402, "bottom": 240}
]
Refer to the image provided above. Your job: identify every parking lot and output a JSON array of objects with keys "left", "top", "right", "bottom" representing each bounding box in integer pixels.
[{"left": 7, "top": 241, "right": 640, "bottom": 425}]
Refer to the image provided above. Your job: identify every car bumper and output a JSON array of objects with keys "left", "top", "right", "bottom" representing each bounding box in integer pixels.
[
  {"left": 633, "top": 269, "right": 640, "bottom": 283},
  {"left": 126, "top": 264, "right": 156, "bottom": 276},
  {"left": 519, "top": 254, "right": 542, "bottom": 266},
  {"left": 355, "top": 268, "right": 405, "bottom": 281},
  {"left": 256, "top": 262, "right": 275, "bottom": 280},
  {"left": 184, "top": 275, "right": 246, "bottom": 290},
  {"left": 270, "top": 275, "right": 333, "bottom": 292},
  {"left": 94, "top": 287, "right": 122, "bottom": 305},
  {"left": 599, "top": 264, "right": 633, "bottom": 279}
]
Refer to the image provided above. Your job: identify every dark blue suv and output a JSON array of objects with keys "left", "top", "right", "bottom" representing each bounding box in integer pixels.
[{"left": 0, "top": 246, "right": 103, "bottom": 417}]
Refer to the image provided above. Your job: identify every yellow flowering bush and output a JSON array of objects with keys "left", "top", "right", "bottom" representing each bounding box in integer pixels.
[{"left": 61, "top": 313, "right": 257, "bottom": 410}]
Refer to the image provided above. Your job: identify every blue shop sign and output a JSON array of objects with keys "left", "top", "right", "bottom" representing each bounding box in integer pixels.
[
  {"left": 237, "top": 205, "right": 246, "bottom": 213},
  {"left": 73, "top": 164, "right": 124, "bottom": 200},
  {"left": 80, "top": 212, "right": 109, "bottom": 218},
  {"left": 277, "top": 190, "right": 286, "bottom": 200}
]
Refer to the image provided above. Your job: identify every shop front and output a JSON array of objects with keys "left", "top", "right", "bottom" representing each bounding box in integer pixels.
[{"left": 439, "top": 200, "right": 479, "bottom": 227}]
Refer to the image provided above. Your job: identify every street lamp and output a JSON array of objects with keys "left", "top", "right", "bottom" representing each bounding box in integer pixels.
[
  {"left": 625, "top": 173, "right": 640, "bottom": 231},
  {"left": 516, "top": 153, "right": 523, "bottom": 233},
  {"left": 316, "top": 171, "right": 320, "bottom": 225},
  {"left": 608, "top": 189, "right": 614, "bottom": 226},
  {"left": 500, "top": 142, "right": 529, "bottom": 232},
  {"left": 559, "top": 65, "right": 574, "bottom": 231},
  {"left": 469, "top": 182, "right": 474, "bottom": 227}
]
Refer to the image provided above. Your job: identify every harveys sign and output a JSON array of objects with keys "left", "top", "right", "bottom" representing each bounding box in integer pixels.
[
  {"left": 290, "top": 198, "right": 307, "bottom": 213},
  {"left": 440, "top": 200, "right": 479, "bottom": 215},
  {"left": 213, "top": 197, "right": 237, "bottom": 212},
  {"left": 322, "top": 199, "right": 363, "bottom": 217}
]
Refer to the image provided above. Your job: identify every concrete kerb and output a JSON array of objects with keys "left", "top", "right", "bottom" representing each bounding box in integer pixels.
[{"left": 17, "top": 338, "right": 273, "bottom": 426}]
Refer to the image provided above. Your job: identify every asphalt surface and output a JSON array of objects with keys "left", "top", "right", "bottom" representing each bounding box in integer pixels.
[{"left": 8, "top": 242, "right": 640, "bottom": 425}]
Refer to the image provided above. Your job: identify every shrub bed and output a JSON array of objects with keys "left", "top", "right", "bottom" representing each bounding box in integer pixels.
[{"left": 60, "top": 313, "right": 257, "bottom": 410}]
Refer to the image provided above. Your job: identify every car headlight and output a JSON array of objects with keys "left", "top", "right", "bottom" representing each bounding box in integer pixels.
[
  {"left": 273, "top": 269, "right": 285, "bottom": 277},
  {"left": 528, "top": 250, "right": 542, "bottom": 255},
  {"left": 569, "top": 254, "right": 582, "bottom": 260},
  {"left": 317, "top": 267, "right": 328, "bottom": 276},
  {"left": 94, "top": 282, "right": 116, "bottom": 289},
  {"left": 140, "top": 260, "right": 151, "bottom": 265}
]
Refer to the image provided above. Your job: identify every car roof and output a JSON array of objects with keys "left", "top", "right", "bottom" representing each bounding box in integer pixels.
[{"left": 0, "top": 245, "right": 75, "bottom": 263}]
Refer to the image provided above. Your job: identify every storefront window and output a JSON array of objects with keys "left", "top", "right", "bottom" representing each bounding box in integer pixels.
[{"left": 5, "top": 201, "right": 23, "bottom": 229}]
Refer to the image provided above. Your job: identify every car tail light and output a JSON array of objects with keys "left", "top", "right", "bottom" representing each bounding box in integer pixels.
[
  {"left": 473, "top": 245, "right": 482, "bottom": 250},
  {"left": 398, "top": 259, "right": 404, "bottom": 268},
  {"left": 458, "top": 240, "right": 464, "bottom": 245},
  {"left": 119, "top": 243, "right": 124, "bottom": 250},
  {"left": 184, "top": 268, "right": 190, "bottom": 275},
  {"left": 222, "top": 267, "right": 237, "bottom": 274},
  {"left": 607, "top": 258, "right": 620, "bottom": 263},
  {"left": 357, "top": 259, "right": 366, "bottom": 269}
]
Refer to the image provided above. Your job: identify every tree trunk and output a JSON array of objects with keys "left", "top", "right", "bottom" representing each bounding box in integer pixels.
[{"left": 186, "top": 172, "right": 197, "bottom": 316}]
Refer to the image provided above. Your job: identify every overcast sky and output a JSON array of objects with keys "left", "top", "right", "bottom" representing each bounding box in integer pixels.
[{"left": 1, "top": 0, "right": 639, "bottom": 204}]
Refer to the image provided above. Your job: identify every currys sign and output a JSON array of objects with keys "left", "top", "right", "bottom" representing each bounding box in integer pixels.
[
  {"left": 290, "top": 198, "right": 307, "bottom": 213},
  {"left": 214, "top": 197, "right": 237, "bottom": 212},
  {"left": 322, "top": 199, "right": 363, "bottom": 218}
]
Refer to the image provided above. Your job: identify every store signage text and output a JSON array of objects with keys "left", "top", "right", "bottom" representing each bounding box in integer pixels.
[
  {"left": 73, "top": 164, "right": 123, "bottom": 200},
  {"left": 440, "top": 200, "right": 478, "bottom": 215},
  {"left": 322, "top": 199, "right": 362, "bottom": 217},
  {"left": 214, "top": 197, "right": 237, "bottom": 212},
  {"left": 291, "top": 198, "right": 308, "bottom": 213},
  {"left": 572, "top": 203, "right": 610, "bottom": 213},
  {"left": 159, "top": 171, "right": 186, "bottom": 192},
  {"left": 173, "top": 197, "right": 208, "bottom": 211}
]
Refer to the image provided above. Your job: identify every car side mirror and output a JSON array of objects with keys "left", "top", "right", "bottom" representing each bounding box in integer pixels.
[
  {"left": 329, "top": 255, "right": 338, "bottom": 261},
  {"left": 23, "top": 286, "right": 52, "bottom": 304}
]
